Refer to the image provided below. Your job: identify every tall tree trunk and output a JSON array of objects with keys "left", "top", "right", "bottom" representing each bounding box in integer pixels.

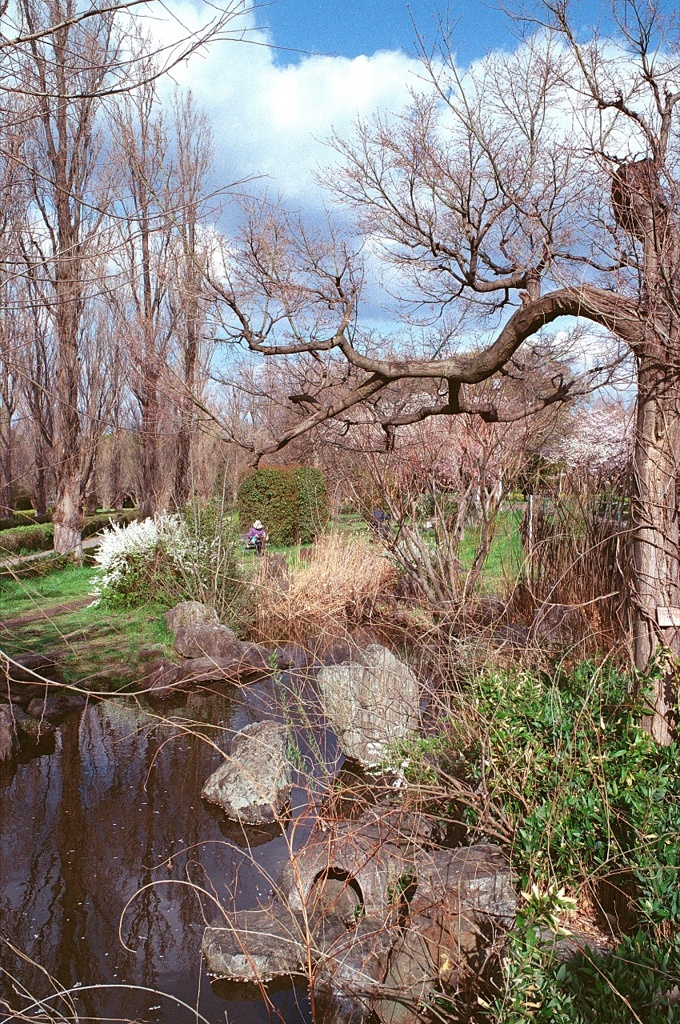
[
  {"left": 632, "top": 355, "right": 680, "bottom": 745},
  {"left": 138, "top": 382, "right": 160, "bottom": 520},
  {"left": 33, "top": 454, "right": 48, "bottom": 517},
  {"left": 0, "top": 407, "right": 11, "bottom": 517},
  {"left": 173, "top": 319, "right": 197, "bottom": 509}
]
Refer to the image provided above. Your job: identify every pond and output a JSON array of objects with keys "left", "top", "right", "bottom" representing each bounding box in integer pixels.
[{"left": 0, "top": 677, "right": 339, "bottom": 1024}]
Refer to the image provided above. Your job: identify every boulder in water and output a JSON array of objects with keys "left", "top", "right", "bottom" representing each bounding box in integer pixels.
[
  {"left": 201, "top": 721, "right": 293, "bottom": 825},
  {"left": 164, "top": 601, "right": 218, "bottom": 634},
  {"left": 173, "top": 622, "right": 238, "bottom": 659},
  {"left": 316, "top": 645, "right": 420, "bottom": 766}
]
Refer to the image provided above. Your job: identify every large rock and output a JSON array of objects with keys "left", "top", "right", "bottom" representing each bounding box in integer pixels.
[
  {"left": 164, "top": 601, "right": 218, "bottom": 634},
  {"left": 201, "top": 721, "right": 293, "bottom": 825},
  {"left": 145, "top": 644, "right": 274, "bottom": 699},
  {"left": 203, "top": 906, "right": 305, "bottom": 982},
  {"left": 26, "top": 693, "right": 86, "bottom": 723},
  {"left": 0, "top": 705, "right": 19, "bottom": 761},
  {"left": 3, "top": 652, "right": 63, "bottom": 704},
  {"left": 316, "top": 645, "right": 420, "bottom": 766},
  {"left": 277, "top": 808, "right": 415, "bottom": 922},
  {"left": 11, "top": 706, "right": 55, "bottom": 744},
  {"left": 173, "top": 622, "right": 238, "bottom": 659},
  {"left": 202, "top": 797, "right": 517, "bottom": 1022}
]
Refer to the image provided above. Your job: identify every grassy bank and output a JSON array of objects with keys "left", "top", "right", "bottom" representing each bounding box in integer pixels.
[{"left": 0, "top": 564, "right": 173, "bottom": 690}]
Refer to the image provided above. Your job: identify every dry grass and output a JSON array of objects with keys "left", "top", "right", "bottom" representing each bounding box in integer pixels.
[{"left": 252, "top": 532, "right": 398, "bottom": 647}]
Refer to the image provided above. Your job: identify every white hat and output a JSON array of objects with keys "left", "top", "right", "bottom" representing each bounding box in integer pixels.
[{"left": 253, "top": 520, "right": 263, "bottom": 530}]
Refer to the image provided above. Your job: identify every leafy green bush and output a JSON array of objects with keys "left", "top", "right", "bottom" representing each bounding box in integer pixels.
[
  {"left": 487, "top": 896, "right": 680, "bottom": 1023},
  {"left": 397, "top": 660, "right": 680, "bottom": 1019},
  {"left": 292, "top": 467, "right": 329, "bottom": 543},
  {"left": 83, "top": 510, "right": 137, "bottom": 539},
  {"left": 238, "top": 466, "right": 329, "bottom": 545},
  {"left": 0, "top": 511, "right": 51, "bottom": 531},
  {"left": 0, "top": 522, "right": 54, "bottom": 555},
  {"left": 463, "top": 661, "right": 680, "bottom": 930},
  {"left": 0, "top": 511, "right": 138, "bottom": 557}
]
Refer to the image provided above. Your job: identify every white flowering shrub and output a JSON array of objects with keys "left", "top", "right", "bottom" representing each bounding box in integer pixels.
[
  {"left": 91, "top": 507, "right": 244, "bottom": 615},
  {"left": 92, "top": 513, "right": 196, "bottom": 608}
]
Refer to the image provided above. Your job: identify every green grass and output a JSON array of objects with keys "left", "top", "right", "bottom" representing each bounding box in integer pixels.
[
  {"left": 459, "top": 506, "right": 525, "bottom": 590},
  {"left": 0, "top": 564, "right": 173, "bottom": 690},
  {"left": 0, "top": 563, "right": 94, "bottom": 618}
]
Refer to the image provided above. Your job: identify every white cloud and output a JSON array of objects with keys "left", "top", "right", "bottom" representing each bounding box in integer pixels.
[{"left": 153, "top": 1, "right": 421, "bottom": 205}]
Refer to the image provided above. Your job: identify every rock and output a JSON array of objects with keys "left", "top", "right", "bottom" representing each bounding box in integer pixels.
[
  {"left": 535, "top": 926, "right": 612, "bottom": 962},
  {"left": 277, "top": 812, "right": 412, "bottom": 921},
  {"left": 315, "top": 917, "right": 397, "bottom": 1023},
  {"left": 164, "top": 601, "right": 218, "bottom": 634},
  {"left": 0, "top": 705, "right": 19, "bottom": 761},
  {"left": 201, "top": 721, "right": 293, "bottom": 824},
  {"left": 531, "top": 603, "right": 584, "bottom": 645},
  {"left": 173, "top": 622, "right": 238, "bottom": 658},
  {"left": 3, "top": 652, "right": 63, "bottom": 704},
  {"left": 413, "top": 844, "right": 517, "bottom": 932},
  {"left": 202, "top": 807, "right": 516, "bottom": 1019},
  {"left": 203, "top": 905, "right": 305, "bottom": 981},
  {"left": 276, "top": 643, "right": 313, "bottom": 670},
  {"left": 316, "top": 645, "right": 420, "bottom": 767},
  {"left": 145, "top": 645, "right": 274, "bottom": 699},
  {"left": 308, "top": 875, "right": 362, "bottom": 929},
  {"left": 26, "top": 693, "right": 86, "bottom": 723},
  {"left": 376, "top": 929, "right": 438, "bottom": 1024},
  {"left": 11, "top": 706, "right": 55, "bottom": 744}
]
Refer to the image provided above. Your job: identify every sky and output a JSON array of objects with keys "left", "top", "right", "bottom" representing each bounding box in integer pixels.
[
  {"left": 261, "top": 0, "right": 509, "bottom": 65},
  {"left": 161, "top": 0, "right": 613, "bottom": 207},
  {"left": 156, "top": 0, "right": 629, "bottom": 335}
]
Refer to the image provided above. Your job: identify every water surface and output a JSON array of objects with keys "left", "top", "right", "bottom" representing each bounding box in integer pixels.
[{"left": 1, "top": 679, "right": 333, "bottom": 1023}]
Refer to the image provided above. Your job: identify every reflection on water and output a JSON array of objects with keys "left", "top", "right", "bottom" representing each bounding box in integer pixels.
[{"left": 0, "top": 679, "right": 330, "bottom": 1023}]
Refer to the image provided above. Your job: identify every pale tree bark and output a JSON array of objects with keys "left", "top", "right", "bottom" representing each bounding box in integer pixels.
[{"left": 15, "top": 0, "right": 118, "bottom": 557}]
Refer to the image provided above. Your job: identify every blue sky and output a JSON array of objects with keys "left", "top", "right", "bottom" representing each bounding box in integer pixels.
[{"left": 261, "top": 0, "right": 608, "bottom": 65}]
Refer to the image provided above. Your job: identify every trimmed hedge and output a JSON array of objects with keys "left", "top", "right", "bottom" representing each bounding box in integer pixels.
[
  {"left": 0, "top": 510, "right": 138, "bottom": 557},
  {"left": 238, "top": 467, "right": 329, "bottom": 545},
  {"left": 0, "top": 511, "right": 52, "bottom": 531}
]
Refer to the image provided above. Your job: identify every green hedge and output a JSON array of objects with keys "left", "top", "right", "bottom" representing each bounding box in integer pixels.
[
  {"left": 238, "top": 467, "right": 329, "bottom": 545},
  {"left": 0, "top": 510, "right": 138, "bottom": 557},
  {"left": 0, "top": 511, "right": 52, "bottom": 531}
]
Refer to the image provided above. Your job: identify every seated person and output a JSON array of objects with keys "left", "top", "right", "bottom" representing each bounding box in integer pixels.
[{"left": 247, "top": 519, "right": 266, "bottom": 554}]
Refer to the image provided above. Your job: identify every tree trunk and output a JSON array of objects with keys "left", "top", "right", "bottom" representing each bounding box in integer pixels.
[
  {"left": 32, "top": 443, "right": 49, "bottom": 516},
  {"left": 53, "top": 465, "right": 83, "bottom": 557},
  {"left": 632, "top": 354, "right": 680, "bottom": 745},
  {"left": 138, "top": 384, "right": 160, "bottom": 520},
  {"left": 0, "top": 415, "right": 11, "bottom": 517}
]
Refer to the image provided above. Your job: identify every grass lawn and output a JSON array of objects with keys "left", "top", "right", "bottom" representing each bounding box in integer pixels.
[
  {"left": 0, "top": 564, "right": 173, "bottom": 691},
  {"left": 459, "top": 506, "right": 525, "bottom": 590}
]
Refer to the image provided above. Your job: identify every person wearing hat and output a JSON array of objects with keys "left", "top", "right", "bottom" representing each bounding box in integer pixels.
[{"left": 247, "top": 519, "right": 266, "bottom": 555}]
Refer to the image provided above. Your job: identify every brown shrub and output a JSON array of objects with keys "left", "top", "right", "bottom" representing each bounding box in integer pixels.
[{"left": 252, "top": 533, "right": 398, "bottom": 647}]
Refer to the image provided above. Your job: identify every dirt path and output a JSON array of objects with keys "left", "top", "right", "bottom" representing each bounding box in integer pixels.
[{"left": 0, "top": 597, "right": 92, "bottom": 632}]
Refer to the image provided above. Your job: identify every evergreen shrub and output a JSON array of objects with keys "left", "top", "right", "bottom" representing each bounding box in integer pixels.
[{"left": 238, "top": 466, "right": 329, "bottom": 545}]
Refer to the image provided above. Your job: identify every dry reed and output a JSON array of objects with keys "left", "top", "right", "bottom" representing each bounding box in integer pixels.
[{"left": 252, "top": 533, "right": 398, "bottom": 647}]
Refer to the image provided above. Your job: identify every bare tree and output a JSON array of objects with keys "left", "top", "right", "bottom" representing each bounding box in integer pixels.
[
  {"left": 168, "top": 90, "right": 215, "bottom": 509},
  {"left": 213, "top": 1, "right": 680, "bottom": 743},
  {"left": 109, "top": 73, "right": 175, "bottom": 519},
  {"left": 11, "top": 0, "right": 120, "bottom": 554}
]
